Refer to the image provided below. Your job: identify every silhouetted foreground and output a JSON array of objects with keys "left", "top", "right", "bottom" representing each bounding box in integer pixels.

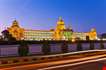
[{"left": 0, "top": 40, "right": 106, "bottom": 57}]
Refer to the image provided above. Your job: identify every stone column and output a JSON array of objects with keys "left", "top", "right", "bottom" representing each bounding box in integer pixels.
[
  {"left": 61, "top": 42, "right": 68, "bottom": 53},
  {"left": 42, "top": 41, "right": 51, "bottom": 55}
]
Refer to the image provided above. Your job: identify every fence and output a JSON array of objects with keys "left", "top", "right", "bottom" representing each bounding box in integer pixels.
[{"left": 0, "top": 40, "right": 105, "bottom": 57}]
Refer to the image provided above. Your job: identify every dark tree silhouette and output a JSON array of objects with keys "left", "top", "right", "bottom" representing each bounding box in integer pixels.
[
  {"left": 1, "top": 30, "right": 16, "bottom": 41},
  {"left": 86, "top": 36, "right": 90, "bottom": 41},
  {"left": 101, "top": 33, "right": 106, "bottom": 39}
]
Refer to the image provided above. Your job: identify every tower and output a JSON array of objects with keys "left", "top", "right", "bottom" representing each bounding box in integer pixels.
[
  {"left": 8, "top": 20, "right": 24, "bottom": 40},
  {"left": 54, "top": 17, "right": 66, "bottom": 40},
  {"left": 11, "top": 20, "right": 19, "bottom": 27},
  {"left": 56, "top": 17, "right": 66, "bottom": 31},
  {"left": 88, "top": 28, "right": 97, "bottom": 40}
]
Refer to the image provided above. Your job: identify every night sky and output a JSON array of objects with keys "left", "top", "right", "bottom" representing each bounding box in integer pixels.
[{"left": 0, "top": 0, "right": 105, "bottom": 34}]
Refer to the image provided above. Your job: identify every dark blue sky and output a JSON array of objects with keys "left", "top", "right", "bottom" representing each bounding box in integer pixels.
[{"left": 0, "top": 0, "right": 105, "bottom": 34}]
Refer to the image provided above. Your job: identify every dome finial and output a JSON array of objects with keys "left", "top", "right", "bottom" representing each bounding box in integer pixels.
[
  {"left": 11, "top": 19, "right": 19, "bottom": 27},
  {"left": 59, "top": 16, "right": 62, "bottom": 20},
  {"left": 58, "top": 16, "right": 63, "bottom": 22}
]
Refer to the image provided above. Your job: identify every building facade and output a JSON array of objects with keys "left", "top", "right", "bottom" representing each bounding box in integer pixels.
[
  {"left": 7, "top": 17, "right": 97, "bottom": 41},
  {"left": 23, "top": 30, "right": 54, "bottom": 41},
  {"left": 7, "top": 20, "right": 24, "bottom": 40}
]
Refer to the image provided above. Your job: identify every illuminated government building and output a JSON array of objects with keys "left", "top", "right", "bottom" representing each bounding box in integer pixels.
[{"left": 7, "top": 17, "right": 98, "bottom": 41}]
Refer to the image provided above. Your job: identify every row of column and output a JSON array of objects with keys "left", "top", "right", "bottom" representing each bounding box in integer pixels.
[{"left": 0, "top": 42, "right": 106, "bottom": 57}]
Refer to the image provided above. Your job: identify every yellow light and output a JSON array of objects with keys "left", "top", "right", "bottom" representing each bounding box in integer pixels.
[{"left": 72, "top": 39, "right": 76, "bottom": 42}]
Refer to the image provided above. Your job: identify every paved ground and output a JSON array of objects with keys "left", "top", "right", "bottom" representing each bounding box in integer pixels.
[
  {"left": 0, "top": 56, "right": 106, "bottom": 70},
  {"left": 1, "top": 50, "right": 106, "bottom": 70}
]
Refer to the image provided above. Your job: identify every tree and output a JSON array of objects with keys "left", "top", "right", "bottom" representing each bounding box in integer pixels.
[
  {"left": 61, "top": 42, "right": 68, "bottom": 53},
  {"left": 77, "top": 42, "right": 83, "bottom": 51},
  {"left": 86, "top": 36, "right": 90, "bottom": 41},
  {"left": 42, "top": 41, "right": 50, "bottom": 55},
  {"left": 18, "top": 41, "right": 29, "bottom": 56},
  {"left": 1, "top": 30, "right": 16, "bottom": 41},
  {"left": 101, "top": 33, "right": 106, "bottom": 39}
]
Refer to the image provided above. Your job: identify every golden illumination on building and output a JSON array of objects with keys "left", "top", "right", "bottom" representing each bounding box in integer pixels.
[
  {"left": 6, "top": 17, "right": 98, "bottom": 41},
  {"left": 54, "top": 17, "right": 66, "bottom": 40},
  {"left": 8, "top": 20, "right": 24, "bottom": 40},
  {"left": 88, "top": 28, "right": 97, "bottom": 40},
  {"left": 23, "top": 30, "right": 54, "bottom": 40}
]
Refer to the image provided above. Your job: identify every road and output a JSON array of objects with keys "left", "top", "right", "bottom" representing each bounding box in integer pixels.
[{"left": 0, "top": 50, "right": 106, "bottom": 70}]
